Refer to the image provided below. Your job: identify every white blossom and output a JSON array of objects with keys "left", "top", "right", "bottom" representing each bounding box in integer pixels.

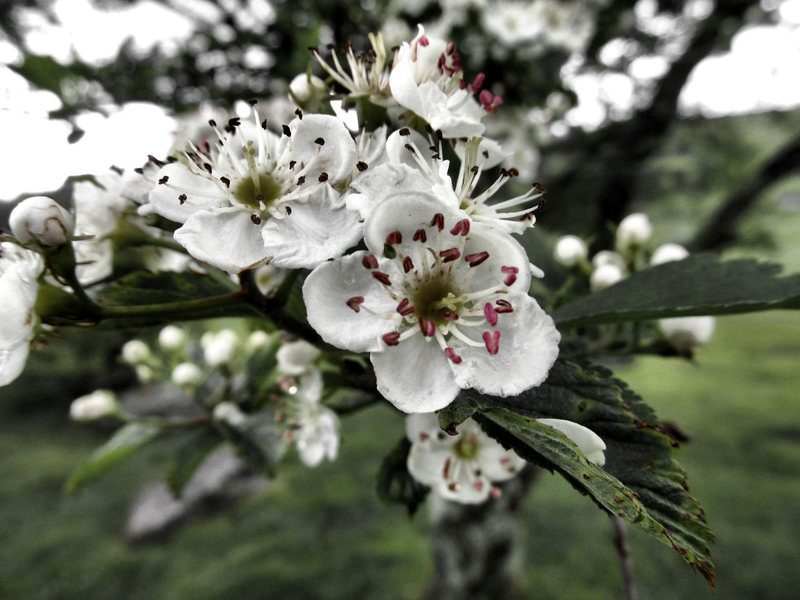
[
  {"left": 144, "top": 111, "right": 362, "bottom": 273},
  {"left": 213, "top": 401, "right": 248, "bottom": 427},
  {"left": 158, "top": 325, "right": 187, "bottom": 350},
  {"left": 281, "top": 369, "right": 340, "bottom": 467},
  {"left": 201, "top": 329, "right": 239, "bottom": 367},
  {"left": 70, "top": 389, "right": 120, "bottom": 421},
  {"left": 592, "top": 249, "right": 626, "bottom": 270},
  {"left": 10, "top": 196, "right": 73, "bottom": 247},
  {"left": 276, "top": 339, "right": 321, "bottom": 376},
  {"left": 405, "top": 413, "right": 525, "bottom": 503},
  {"left": 554, "top": 235, "right": 588, "bottom": 267},
  {"left": 0, "top": 243, "right": 44, "bottom": 387},
  {"left": 121, "top": 339, "right": 150, "bottom": 364},
  {"left": 659, "top": 316, "right": 716, "bottom": 353},
  {"left": 303, "top": 193, "right": 560, "bottom": 413}
]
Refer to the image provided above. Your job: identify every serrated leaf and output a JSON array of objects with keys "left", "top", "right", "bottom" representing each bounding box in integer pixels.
[
  {"left": 462, "top": 359, "right": 715, "bottom": 585},
  {"left": 437, "top": 396, "right": 477, "bottom": 433},
  {"left": 66, "top": 422, "right": 163, "bottom": 493},
  {"left": 376, "top": 437, "right": 429, "bottom": 516},
  {"left": 166, "top": 428, "right": 222, "bottom": 498},
  {"left": 554, "top": 254, "right": 800, "bottom": 327},
  {"left": 99, "top": 271, "right": 235, "bottom": 306}
]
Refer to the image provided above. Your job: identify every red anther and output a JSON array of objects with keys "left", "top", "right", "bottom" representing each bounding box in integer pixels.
[
  {"left": 482, "top": 330, "right": 500, "bottom": 355},
  {"left": 251, "top": 214, "right": 262, "bottom": 225},
  {"left": 491, "top": 486, "right": 502, "bottom": 499},
  {"left": 403, "top": 256, "right": 414, "bottom": 273},
  {"left": 399, "top": 127, "right": 410, "bottom": 136},
  {"left": 440, "top": 248, "right": 461, "bottom": 262},
  {"left": 397, "top": 298, "right": 415, "bottom": 316},
  {"left": 444, "top": 347, "right": 462, "bottom": 364},
  {"left": 443, "top": 457, "right": 451, "bottom": 479},
  {"left": 372, "top": 271, "right": 391, "bottom": 285},
  {"left": 356, "top": 161, "right": 368, "bottom": 171},
  {"left": 495, "top": 299, "right": 514, "bottom": 314},
  {"left": 318, "top": 172, "right": 329, "bottom": 182},
  {"left": 501, "top": 265, "right": 519, "bottom": 286},
  {"left": 346, "top": 296, "right": 364, "bottom": 312},
  {"left": 362, "top": 254, "right": 379, "bottom": 269},
  {"left": 449, "top": 218, "right": 470, "bottom": 236},
  {"left": 419, "top": 432, "right": 429, "bottom": 441},
  {"left": 473, "top": 481, "right": 483, "bottom": 491},
  {"left": 386, "top": 231, "right": 402, "bottom": 245},
  {"left": 465, "top": 251, "right": 489, "bottom": 267},
  {"left": 382, "top": 331, "right": 401, "bottom": 346},
  {"left": 471, "top": 73, "right": 485, "bottom": 91},
  {"left": 480, "top": 89, "right": 493, "bottom": 107},
  {"left": 430, "top": 213, "right": 445, "bottom": 230},
  {"left": 500, "top": 456, "right": 510, "bottom": 463},
  {"left": 483, "top": 303, "right": 498, "bottom": 326},
  {"left": 413, "top": 228, "right": 427, "bottom": 243},
  {"left": 418, "top": 36, "right": 429, "bottom": 47},
  {"left": 441, "top": 311, "right": 459, "bottom": 320},
  {"left": 419, "top": 318, "right": 436, "bottom": 337},
  {"left": 446, "top": 41, "right": 455, "bottom": 55}
]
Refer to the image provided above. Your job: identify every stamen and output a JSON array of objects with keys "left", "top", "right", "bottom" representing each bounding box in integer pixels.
[
  {"left": 318, "top": 172, "right": 329, "bottom": 182},
  {"left": 386, "top": 231, "right": 402, "bottom": 245},
  {"left": 495, "top": 299, "right": 513, "bottom": 314},
  {"left": 397, "top": 298, "right": 415, "bottom": 316},
  {"left": 483, "top": 303, "right": 498, "bottom": 326},
  {"left": 251, "top": 214, "right": 262, "bottom": 225},
  {"left": 440, "top": 248, "right": 461, "bottom": 262},
  {"left": 413, "top": 229, "right": 427, "bottom": 243},
  {"left": 444, "top": 347, "right": 462, "bottom": 364},
  {"left": 356, "top": 161, "right": 368, "bottom": 172},
  {"left": 403, "top": 257, "right": 414, "bottom": 273},
  {"left": 450, "top": 218, "right": 470, "bottom": 236},
  {"left": 372, "top": 271, "right": 391, "bottom": 285},
  {"left": 178, "top": 194, "right": 187, "bottom": 204},
  {"left": 482, "top": 330, "right": 500, "bottom": 355},
  {"left": 443, "top": 457, "right": 451, "bottom": 479},
  {"left": 430, "top": 213, "right": 445, "bottom": 230},
  {"left": 419, "top": 318, "right": 436, "bottom": 337},
  {"left": 382, "top": 331, "right": 401, "bottom": 346},
  {"left": 362, "top": 254, "right": 378, "bottom": 269},
  {"left": 282, "top": 125, "right": 291, "bottom": 136},
  {"left": 314, "top": 137, "right": 325, "bottom": 146},
  {"left": 501, "top": 266, "right": 518, "bottom": 286},
  {"left": 346, "top": 296, "right": 364, "bottom": 312},
  {"left": 158, "top": 176, "right": 169, "bottom": 185},
  {"left": 465, "top": 252, "right": 489, "bottom": 267}
]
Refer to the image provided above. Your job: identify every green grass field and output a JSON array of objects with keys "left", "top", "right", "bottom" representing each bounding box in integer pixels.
[{"left": 1, "top": 311, "right": 798, "bottom": 599}]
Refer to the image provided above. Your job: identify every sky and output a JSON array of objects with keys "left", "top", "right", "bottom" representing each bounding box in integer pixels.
[{"left": 1, "top": 0, "right": 799, "bottom": 201}]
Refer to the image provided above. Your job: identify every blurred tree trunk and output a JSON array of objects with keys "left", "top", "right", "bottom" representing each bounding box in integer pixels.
[{"left": 425, "top": 467, "right": 539, "bottom": 600}]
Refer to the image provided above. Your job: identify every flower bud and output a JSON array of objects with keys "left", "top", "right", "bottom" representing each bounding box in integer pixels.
[
  {"left": 277, "top": 339, "right": 321, "bottom": 375},
  {"left": 651, "top": 243, "right": 689, "bottom": 266},
  {"left": 171, "top": 362, "right": 204, "bottom": 387},
  {"left": 592, "top": 250, "right": 625, "bottom": 270},
  {"left": 616, "top": 212, "right": 652, "bottom": 254},
  {"left": 553, "top": 235, "right": 588, "bottom": 268},
  {"left": 158, "top": 325, "right": 186, "bottom": 351},
  {"left": 590, "top": 263, "right": 624, "bottom": 291},
  {"left": 213, "top": 401, "right": 247, "bottom": 427},
  {"left": 10, "top": 196, "right": 74, "bottom": 247},
  {"left": 202, "top": 329, "right": 239, "bottom": 366},
  {"left": 659, "top": 316, "right": 715, "bottom": 355},
  {"left": 121, "top": 339, "right": 150, "bottom": 364},
  {"left": 288, "top": 73, "right": 330, "bottom": 108},
  {"left": 70, "top": 389, "right": 119, "bottom": 421}
]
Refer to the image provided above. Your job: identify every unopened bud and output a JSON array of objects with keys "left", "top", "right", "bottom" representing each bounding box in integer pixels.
[
  {"left": 659, "top": 316, "right": 715, "bottom": 355},
  {"left": 590, "top": 263, "right": 624, "bottom": 291},
  {"left": 651, "top": 243, "right": 689, "bottom": 266},
  {"left": 158, "top": 325, "right": 186, "bottom": 350},
  {"left": 10, "top": 196, "right": 74, "bottom": 247},
  {"left": 70, "top": 389, "right": 119, "bottom": 421},
  {"left": 213, "top": 401, "right": 247, "bottom": 427},
  {"left": 121, "top": 339, "right": 150, "bottom": 364},
  {"left": 554, "top": 235, "right": 588, "bottom": 268},
  {"left": 289, "top": 73, "right": 329, "bottom": 105},
  {"left": 202, "top": 329, "right": 239, "bottom": 366},
  {"left": 171, "top": 362, "right": 204, "bottom": 387},
  {"left": 616, "top": 213, "right": 652, "bottom": 254},
  {"left": 592, "top": 250, "right": 625, "bottom": 270}
]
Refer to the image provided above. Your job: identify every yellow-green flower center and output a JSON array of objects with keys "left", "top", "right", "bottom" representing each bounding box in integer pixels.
[
  {"left": 453, "top": 435, "right": 479, "bottom": 460},
  {"left": 233, "top": 172, "right": 282, "bottom": 211},
  {"left": 413, "top": 279, "right": 463, "bottom": 325}
]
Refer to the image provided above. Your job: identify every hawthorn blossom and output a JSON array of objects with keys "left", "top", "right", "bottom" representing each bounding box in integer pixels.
[
  {"left": 0, "top": 242, "right": 44, "bottom": 387},
  {"left": 303, "top": 193, "right": 560, "bottom": 413},
  {"left": 405, "top": 413, "right": 525, "bottom": 503},
  {"left": 70, "top": 389, "right": 120, "bottom": 421},
  {"left": 10, "top": 196, "right": 73, "bottom": 247},
  {"left": 389, "top": 26, "right": 495, "bottom": 138},
  {"left": 144, "top": 111, "right": 362, "bottom": 273}
]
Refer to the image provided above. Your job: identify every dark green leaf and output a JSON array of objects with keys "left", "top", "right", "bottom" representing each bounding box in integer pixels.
[
  {"left": 66, "top": 422, "right": 163, "bottom": 493},
  {"left": 99, "top": 271, "right": 235, "bottom": 306},
  {"left": 554, "top": 254, "right": 800, "bottom": 327},
  {"left": 437, "top": 395, "right": 477, "bottom": 433},
  {"left": 166, "top": 428, "right": 222, "bottom": 498},
  {"left": 376, "top": 437, "right": 429, "bottom": 516},
  {"left": 463, "top": 359, "right": 715, "bottom": 585}
]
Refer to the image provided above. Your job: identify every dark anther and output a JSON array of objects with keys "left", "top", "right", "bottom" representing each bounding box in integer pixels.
[
  {"left": 203, "top": 163, "right": 212, "bottom": 174},
  {"left": 220, "top": 176, "right": 231, "bottom": 188},
  {"left": 178, "top": 194, "right": 187, "bottom": 204},
  {"left": 251, "top": 214, "right": 262, "bottom": 225},
  {"left": 356, "top": 161, "right": 368, "bottom": 172},
  {"left": 314, "top": 137, "right": 325, "bottom": 145},
  {"left": 282, "top": 124, "right": 291, "bottom": 137},
  {"left": 318, "top": 172, "right": 329, "bottom": 182},
  {"left": 158, "top": 176, "right": 169, "bottom": 185}
]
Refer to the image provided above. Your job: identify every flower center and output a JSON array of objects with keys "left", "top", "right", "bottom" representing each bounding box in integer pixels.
[
  {"left": 412, "top": 278, "right": 460, "bottom": 325},
  {"left": 453, "top": 434, "right": 479, "bottom": 460},
  {"left": 233, "top": 172, "right": 282, "bottom": 211}
]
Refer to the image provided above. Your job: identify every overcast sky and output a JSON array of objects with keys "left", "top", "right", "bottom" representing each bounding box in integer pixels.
[{"left": 1, "top": 0, "right": 799, "bottom": 201}]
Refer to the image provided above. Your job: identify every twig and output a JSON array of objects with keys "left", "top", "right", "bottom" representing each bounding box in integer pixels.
[{"left": 612, "top": 516, "right": 638, "bottom": 600}]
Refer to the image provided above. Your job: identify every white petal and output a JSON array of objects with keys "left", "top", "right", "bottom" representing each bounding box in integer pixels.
[
  {"left": 407, "top": 443, "right": 453, "bottom": 485},
  {"left": 349, "top": 163, "right": 434, "bottom": 220},
  {"left": 417, "top": 82, "right": 485, "bottom": 138},
  {"left": 276, "top": 339, "right": 321, "bottom": 375},
  {"left": 174, "top": 207, "right": 268, "bottom": 273},
  {"left": 370, "top": 337, "right": 459, "bottom": 413},
  {"left": 536, "top": 418, "right": 606, "bottom": 466},
  {"left": 303, "top": 251, "right": 399, "bottom": 352},
  {"left": 288, "top": 114, "right": 357, "bottom": 184},
  {"left": 145, "top": 162, "right": 228, "bottom": 223},
  {"left": 457, "top": 223, "right": 532, "bottom": 294},
  {"left": 450, "top": 295, "right": 560, "bottom": 397},
  {"left": 0, "top": 340, "right": 30, "bottom": 387},
  {"left": 405, "top": 412, "right": 445, "bottom": 445},
  {"left": 262, "top": 187, "right": 362, "bottom": 269}
]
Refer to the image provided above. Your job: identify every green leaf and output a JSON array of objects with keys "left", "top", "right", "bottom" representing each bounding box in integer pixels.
[
  {"left": 66, "top": 422, "right": 163, "bottom": 493},
  {"left": 461, "top": 359, "right": 715, "bottom": 585},
  {"left": 99, "top": 271, "right": 235, "bottom": 306},
  {"left": 376, "top": 437, "right": 429, "bottom": 516},
  {"left": 554, "top": 254, "right": 800, "bottom": 327},
  {"left": 215, "top": 410, "right": 284, "bottom": 477},
  {"left": 166, "top": 428, "right": 222, "bottom": 498},
  {"left": 437, "top": 396, "right": 477, "bottom": 434}
]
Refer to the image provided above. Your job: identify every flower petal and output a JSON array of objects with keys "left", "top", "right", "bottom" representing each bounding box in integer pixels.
[
  {"left": 370, "top": 337, "right": 459, "bottom": 413},
  {"left": 146, "top": 162, "right": 228, "bottom": 223},
  {"left": 536, "top": 418, "right": 606, "bottom": 466},
  {"left": 449, "top": 295, "right": 560, "bottom": 397},
  {"left": 288, "top": 114, "right": 357, "bottom": 184},
  {"left": 174, "top": 207, "right": 269, "bottom": 273},
  {"left": 0, "top": 340, "right": 30, "bottom": 387},
  {"left": 303, "top": 251, "right": 399, "bottom": 352},
  {"left": 262, "top": 186, "right": 362, "bottom": 269}
]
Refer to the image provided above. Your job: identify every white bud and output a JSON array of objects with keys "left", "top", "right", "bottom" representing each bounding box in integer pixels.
[
  {"left": 10, "top": 196, "right": 74, "bottom": 247},
  {"left": 277, "top": 339, "right": 321, "bottom": 375},
  {"left": 659, "top": 316, "right": 715, "bottom": 354},
  {"left": 135, "top": 364, "right": 154, "bottom": 383},
  {"left": 616, "top": 213, "right": 652, "bottom": 253},
  {"left": 121, "top": 339, "right": 150, "bottom": 364},
  {"left": 246, "top": 330, "right": 272, "bottom": 352},
  {"left": 171, "top": 362, "right": 204, "bottom": 387},
  {"left": 590, "top": 263, "right": 624, "bottom": 291},
  {"left": 289, "top": 73, "right": 328, "bottom": 104},
  {"left": 651, "top": 243, "right": 689, "bottom": 266},
  {"left": 203, "top": 329, "right": 239, "bottom": 366},
  {"left": 70, "top": 389, "right": 119, "bottom": 421},
  {"left": 592, "top": 250, "right": 625, "bottom": 270},
  {"left": 213, "top": 401, "right": 247, "bottom": 427},
  {"left": 553, "top": 235, "right": 588, "bottom": 267},
  {"left": 158, "top": 325, "right": 186, "bottom": 350}
]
